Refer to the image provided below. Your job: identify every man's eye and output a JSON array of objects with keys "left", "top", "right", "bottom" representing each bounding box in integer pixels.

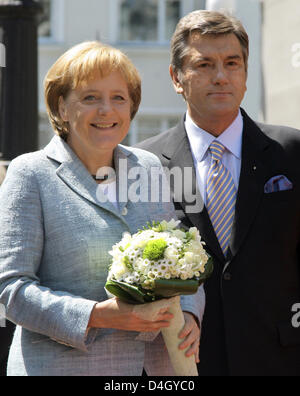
[{"left": 227, "top": 61, "right": 239, "bottom": 68}]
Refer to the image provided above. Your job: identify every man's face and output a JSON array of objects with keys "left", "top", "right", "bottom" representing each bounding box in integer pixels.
[{"left": 171, "top": 33, "right": 247, "bottom": 128}]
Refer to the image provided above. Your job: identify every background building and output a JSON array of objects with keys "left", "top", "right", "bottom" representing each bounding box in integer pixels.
[
  {"left": 262, "top": 0, "right": 300, "bottom": 129},
  {"left": 37, "top": 0, "right": 264, "bottom": 148},
  {"left": 36, "top": 0, "right": 300, "bottom": 150}
]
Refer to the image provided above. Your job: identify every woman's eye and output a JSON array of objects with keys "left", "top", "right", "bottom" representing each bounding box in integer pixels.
[
  {"left": 114, "top": 95, "right": 125, "bottom": 101},
  {"left": 84, "top": 95, "right": 97, "bottom": 101}
]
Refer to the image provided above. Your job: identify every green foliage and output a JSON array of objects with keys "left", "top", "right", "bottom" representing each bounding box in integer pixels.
[
  {"left": 139, "top": 221, "right": 162, "bottom": 233},
  {"left": 124, "top": 256, "right": 133, "bottom": 271}
]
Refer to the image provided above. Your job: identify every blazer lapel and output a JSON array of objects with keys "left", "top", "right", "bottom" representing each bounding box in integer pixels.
[
  {"left": 163, "top": 120, "right": 225, "bottom": 263},
  {"left": 44, "top": 136, "right": 131, "bottom": 218},
  {"left": 229, "top": 110, "right": 270, "bottom": 260}
]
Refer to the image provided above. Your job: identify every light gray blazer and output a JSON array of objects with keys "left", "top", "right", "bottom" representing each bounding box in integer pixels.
[{"left": 0, "top": 136, "right": 205, "bottom": 376}]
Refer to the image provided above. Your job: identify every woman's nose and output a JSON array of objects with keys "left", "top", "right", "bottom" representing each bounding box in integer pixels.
[{"left": 97, "top": 99, "right": 113, "bottom": 115}]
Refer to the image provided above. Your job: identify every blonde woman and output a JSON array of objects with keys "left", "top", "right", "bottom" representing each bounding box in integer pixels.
[{"left": 0, "top": 42, "right": 204, "bottom": 376}]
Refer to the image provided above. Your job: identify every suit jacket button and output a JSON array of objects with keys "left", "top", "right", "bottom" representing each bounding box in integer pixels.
[
  {"left": 224, "top": 272, "right": 232, "bottom": 281},
  {"left": 122, "top": 207, "right": 128, "bottom": 216}
]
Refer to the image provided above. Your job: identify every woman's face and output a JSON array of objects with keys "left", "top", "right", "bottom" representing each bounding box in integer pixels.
[{"left": 59, "top": 71, "right": 132, "bottom": 160}]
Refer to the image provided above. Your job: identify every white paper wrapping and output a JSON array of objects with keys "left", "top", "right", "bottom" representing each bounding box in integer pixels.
[{"left": 133, "top": 296, "right": 198, "bottom": 376}]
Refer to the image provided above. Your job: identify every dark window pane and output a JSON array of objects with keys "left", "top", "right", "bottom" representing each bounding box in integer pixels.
[{"left": 120, "top": 0, "right": 158, "bottom": 42}]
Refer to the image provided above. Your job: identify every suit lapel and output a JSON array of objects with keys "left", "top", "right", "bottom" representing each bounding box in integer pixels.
[
  {"left": 163, "top": 120, "right": 225, "bottom": 263},
  {"left": 163, "top": 112, "right": 273, "bottom": 264},
  {"left": 229, "top": 110, "right": 270, "bottom": 261}
]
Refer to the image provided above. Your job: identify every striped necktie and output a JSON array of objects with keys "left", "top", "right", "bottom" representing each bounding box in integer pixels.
[{"left": 206, "top": 141, "right": 237, "bottom": 256}]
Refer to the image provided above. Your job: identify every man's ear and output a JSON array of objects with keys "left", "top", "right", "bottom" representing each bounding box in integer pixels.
[
  {"left": 169, "top": 65, "right": 184, "bottom": 95},
  {"left": 58, "top": 96, "right": 69, "bottom": 122}
]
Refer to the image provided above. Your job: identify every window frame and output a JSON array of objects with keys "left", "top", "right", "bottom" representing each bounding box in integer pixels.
[
  {"left": 110, "top": 0, "right": 184, "bottom": 46},
  {"left": 127, "top": 112, "right": 182, "bottom": 146},
  {"left": 38, "top": 0, "right": 65, "bottom": 44}
]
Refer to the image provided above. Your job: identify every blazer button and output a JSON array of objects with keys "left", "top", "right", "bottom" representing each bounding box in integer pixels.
[
  {"left": 223, "top": 272, "right": 232, "bottom": 281},
  {"left": 122, "top": 207, "right": 128, "bottom": 216}
]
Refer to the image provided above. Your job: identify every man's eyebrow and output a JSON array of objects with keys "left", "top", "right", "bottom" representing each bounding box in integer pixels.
[
  {"left": 226, "top": 55, "right": 243, "bottom": 60},
  {"left": 192, "top": 54, "right": 243, "bottom": 62}
]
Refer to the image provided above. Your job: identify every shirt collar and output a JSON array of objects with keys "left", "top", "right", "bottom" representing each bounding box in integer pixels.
[{"left": 185, "top": 110, "right": 243, "bottom": 162}]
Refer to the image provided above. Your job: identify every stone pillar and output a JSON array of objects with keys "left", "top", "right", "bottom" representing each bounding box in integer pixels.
[{"left": 0, "top": 0, "right": 42, "bottom": 163}]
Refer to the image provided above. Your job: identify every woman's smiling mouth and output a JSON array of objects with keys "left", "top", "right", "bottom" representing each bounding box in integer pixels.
[{"left": 91, "top": 123, "right": 118, "bottom": 129}]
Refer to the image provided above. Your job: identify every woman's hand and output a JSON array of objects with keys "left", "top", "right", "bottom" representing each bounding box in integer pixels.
[
  {"left": 88, "top": 297, "right": 174, "bottom": 333},
  {"left": 178, "top": 312, "right": 201, "bottom": 363}
]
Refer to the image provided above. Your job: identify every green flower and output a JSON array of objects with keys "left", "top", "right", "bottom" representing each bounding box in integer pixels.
[{"left": 143, "top": 238, "right": 168, "bottom": 261}]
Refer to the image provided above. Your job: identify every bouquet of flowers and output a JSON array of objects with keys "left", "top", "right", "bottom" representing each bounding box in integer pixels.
[{"left": 105, "top": 219, "right": 213, "bottom": 376}]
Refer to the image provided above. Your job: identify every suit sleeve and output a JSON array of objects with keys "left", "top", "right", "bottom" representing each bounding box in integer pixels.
[{"left": 0, "top": 157, "right": 98, "bottom": 352}]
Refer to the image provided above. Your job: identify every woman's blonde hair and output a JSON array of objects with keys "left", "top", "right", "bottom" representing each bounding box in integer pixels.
[{"left": 44, "top": 41, "right": 141, "bottom": 140}]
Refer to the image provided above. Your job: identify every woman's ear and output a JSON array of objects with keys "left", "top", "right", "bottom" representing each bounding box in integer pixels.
[
  {"left": 58, "top": 96, "right": 69, "bottom": 122},
  {"left": 169, "top": 65, "right": 184, "bottom": 95}
]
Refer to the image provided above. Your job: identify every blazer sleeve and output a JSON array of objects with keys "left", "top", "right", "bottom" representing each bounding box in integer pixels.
[{"left": 0, "top": 156, "right": 97, "bottom": 352}]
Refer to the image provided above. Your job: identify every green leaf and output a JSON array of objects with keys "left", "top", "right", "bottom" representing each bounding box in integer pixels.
[
  {"left": 105, "top": 280, "right": 147, "bottom": 304},
  {"left": 105, "top": 281, "right": 138, "bottom": 304},
  {"left": 153, "top": 279, "right": 200, "bottom": 298}
]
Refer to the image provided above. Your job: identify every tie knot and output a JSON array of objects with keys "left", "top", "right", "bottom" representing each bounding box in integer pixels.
[{"left": 210, "top": 141, "right": 225, "bottom": 162}]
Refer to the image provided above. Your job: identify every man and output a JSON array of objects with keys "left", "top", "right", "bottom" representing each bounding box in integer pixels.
[{"left": 136, "top": 10, "right": 300, "bottom": 376}]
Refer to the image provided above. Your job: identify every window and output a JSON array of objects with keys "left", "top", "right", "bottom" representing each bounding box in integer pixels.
[
  {"left": 37, "top": 0, "right": 64, "bottom": 43},
  {"left": 118, "top": 0, "right": 181, "bottom": 44},
  {"left": 124, "top": 115, "right": 181, "bottom": 146},
  {"left": 38, "top": 0, "right": 51, "bottom": 38}
]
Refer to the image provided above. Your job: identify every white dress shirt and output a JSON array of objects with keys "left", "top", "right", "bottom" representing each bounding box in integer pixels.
[{"left": 185, "top": 110, "right": 244, "bottom": 204}]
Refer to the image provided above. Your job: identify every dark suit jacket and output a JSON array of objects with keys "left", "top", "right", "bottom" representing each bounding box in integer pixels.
[{"left": 136, "top": 109, "right": 300, "bottom": 376}]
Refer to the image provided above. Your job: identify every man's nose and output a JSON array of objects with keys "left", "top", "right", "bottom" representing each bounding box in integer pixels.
[{"left": 212, "top": 65, "right": 229, "bottom": 85}]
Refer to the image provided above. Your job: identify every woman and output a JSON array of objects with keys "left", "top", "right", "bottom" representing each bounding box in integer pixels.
[{"left": 0, "top": 42, "right": 204, "bottom": 376}]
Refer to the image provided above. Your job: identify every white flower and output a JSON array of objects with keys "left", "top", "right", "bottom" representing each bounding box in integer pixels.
[
  {"left": 172, "top": 229, "right": 186, "bottom": 240},
  {"left": 108, "top": 219, "right": 209, "bottom": 286},
  {"left": 160, "top": 219, "right": 181, "bottom": 231},
  {"left": 164, "top": 246, "right": 179, "bottom": 261}
]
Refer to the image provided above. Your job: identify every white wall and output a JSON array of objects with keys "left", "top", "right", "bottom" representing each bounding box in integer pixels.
[
  {"left": 262, "top": 0, "right": 300, "bottom": 129},
  {"left": 206, "top": 0, "right": 263, "bottom": 121}
]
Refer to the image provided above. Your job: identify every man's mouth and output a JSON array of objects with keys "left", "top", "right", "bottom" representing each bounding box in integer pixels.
[{"left": 208, "top": 92, "right": 231, "bottom": 96}]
